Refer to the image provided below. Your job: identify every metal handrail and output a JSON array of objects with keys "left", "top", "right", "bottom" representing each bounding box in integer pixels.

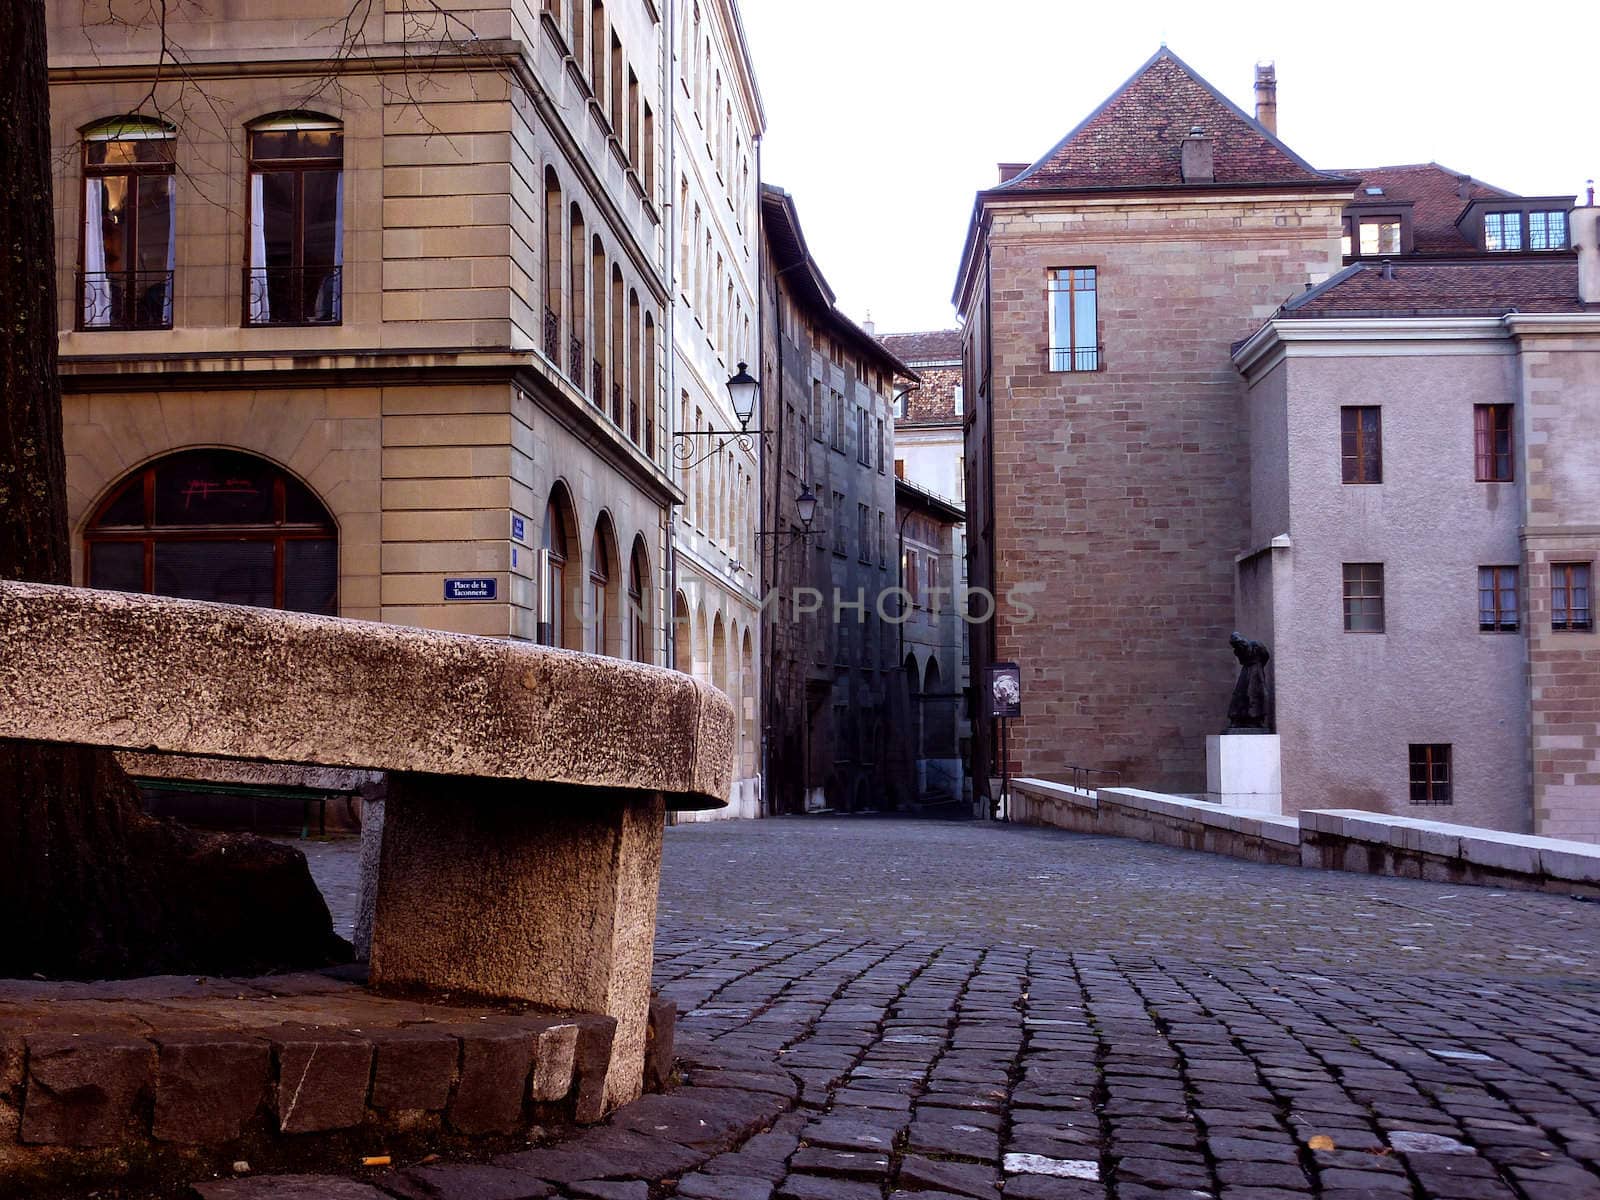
[
  {"left": 243, "top": 265, "right": 341, "bottom": 326},
  {"left": 79, "top": 270, "right": 174, "bottom": 330}
]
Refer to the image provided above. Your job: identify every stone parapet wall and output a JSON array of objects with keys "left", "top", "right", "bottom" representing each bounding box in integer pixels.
[{"left": 1012, "top": 778, "right": 1600, "bottom": 897}]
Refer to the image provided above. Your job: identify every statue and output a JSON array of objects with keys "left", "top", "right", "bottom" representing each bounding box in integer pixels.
[{"left": 1225, "top": 632, "right": 1272, "bottom": 733}]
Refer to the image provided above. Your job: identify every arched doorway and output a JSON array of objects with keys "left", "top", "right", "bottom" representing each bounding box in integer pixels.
[
  {"left": 672, "top": 590, "right": 690, "bottom": 672},
  {"left": 585, "top": 515, "right": 617, "bottom": 655},
  {"left": 542, "top": 484, "right": 579, "bottom": 648},
  {"left": 84, "top": 448, "right": 337, "bottom": 613},
  {"left": 627, "top": 537, "right": 651, "bottom": 663}
]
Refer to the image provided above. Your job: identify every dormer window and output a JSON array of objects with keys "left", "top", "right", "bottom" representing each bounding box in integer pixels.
[
  {"left": 1530, "top": 210, "right": 1568, "bottom": 251},
  {"left": 1484, "top": 212, "right": 1523, "bottom": 252},
  {"left": 1358, "top": 218, "right": 1401, "bottom": 256}
]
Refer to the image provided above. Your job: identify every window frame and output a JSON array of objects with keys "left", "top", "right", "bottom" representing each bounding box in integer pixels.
[
  {"left": 1474, "top": 404, "right": 1515, "bottom": 482},
  {"left": 1478, "top": 565, "right": 1519, "bottom": 632},
  {"left": 1342, "top": 562, "right": 1385, "bottom": 633},
  {"left": 1340, "top": 406, "right": 1382, "bottom": 484},
  {"left": 78, "top": 118, "right": 177, "bottom": 332},
  {"left": 243, "top": 114, "right": 345, "bottom": 328},
  {"left": 1408, "top": 743, "right": 1452, "bottom": 806},
  {"left": 1552, "top": 562, "right": 1593, "bottom": 633},
  {"left": 1047, "top": 266, "right": 1099, "bottom": 373},
  {"left": 1484, "top": 211, "right": 1524, "bottom": 252}
]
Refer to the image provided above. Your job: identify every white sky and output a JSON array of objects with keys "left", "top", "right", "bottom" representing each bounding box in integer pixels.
[{"left": 738, "top": 0, "right": 1599, "bottom": 335}]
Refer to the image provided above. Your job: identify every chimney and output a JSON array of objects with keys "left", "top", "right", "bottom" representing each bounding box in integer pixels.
[
  {"left": 1254, "top": 62, "right": 1277, "bottom": 135},
  {"left": 997, "top": 162, "right": 1028, "bottom": 184},
  {"left": 862, "top": 311, "right": 876, "bottom": 337},
  {"left": 1457, "top": 173, "right": 1473, "bottom": 200},
  {"left": 1573, "top": 192, "right": 1600, "bottom": 305},
  {"left": 1181, "top": 126, "right": 1214, "bottom": 184}
]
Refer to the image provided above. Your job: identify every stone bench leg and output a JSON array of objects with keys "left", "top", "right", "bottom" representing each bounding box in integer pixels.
[{"left": 368, "top": 775, "right": 665, "bottom": 1111}]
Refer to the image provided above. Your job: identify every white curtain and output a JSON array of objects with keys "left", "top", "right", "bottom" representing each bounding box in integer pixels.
[
  {"left": 248, "top": 173, "right": 269, "bottom": 323},
  {"left": 82, "top": 182, "right": 109, "bottom": 327}
]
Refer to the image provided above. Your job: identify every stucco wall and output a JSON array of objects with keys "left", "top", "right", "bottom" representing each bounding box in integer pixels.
[{"left": 1270, "top": 343, "right": 1529, "bottom": 831}]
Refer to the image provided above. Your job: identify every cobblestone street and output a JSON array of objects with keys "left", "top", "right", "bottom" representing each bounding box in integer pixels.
[{"left": 278, "top": 814, "right": 1600, "bottom": 1200}]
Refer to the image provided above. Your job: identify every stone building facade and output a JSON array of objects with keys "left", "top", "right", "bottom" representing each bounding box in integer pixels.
[
  {"left": 759, "top": 186, "right": 915, "bottom": 813},
  {"left": 665, "top": 0, "right": 765, "bottom": 818},
  {"left": 894, "top": 476, "right": 967, "bottom": 808},
  {"left": 957, "top": 45, "right": 1596, "bottom": 838},
  {"left": 49, "top": 1, "right": 677, "bottom": 662},
  {"left": 955, "top": 48, "right": 1351, "bottom": 798}
]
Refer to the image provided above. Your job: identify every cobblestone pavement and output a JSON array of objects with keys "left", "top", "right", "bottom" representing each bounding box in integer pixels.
[{"left": 282, "top": 816, "right": 1600, "bottom": 1200}]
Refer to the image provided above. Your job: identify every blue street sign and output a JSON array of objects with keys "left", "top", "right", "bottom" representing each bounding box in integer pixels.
[
  {"left": 511, "top": 514, "right": 526, "bottom": 541},
  {"left": 445, "top": 577, "right": 498, "bottom": 601}
]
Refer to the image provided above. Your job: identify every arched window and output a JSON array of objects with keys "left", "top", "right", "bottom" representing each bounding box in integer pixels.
[
  {"left": 627, "top": 538, "right": 650, "bottom": 663},
  {"left": 610, "top": 264, "right": 625, "bottom": 425},
  {"left": 628, "top": 289, "right": 642, "bottom": 443},
  {"left": 672, "top": 590, "right": 690, "bottom": 672},
  {"left": 585, "top": 519, "right": 615, "bottom": 655},
  {"left": 543, "top": 168, "right": 563, "bottom": 359},
  {"left": 644, "top": 314, "right": 658, "bottom": 457},
  {"left": 541, "top": 490, "right": 574, "bottom": 648},
  {"left": 80, "top": 116, "right": 175, "bottom": 331},
  {"left": 591, "top": 235, "right": 607, "bottom": 403},
  {"left": 246, "top": 113, "right": 343, "bottom": 326},
  {"left": 568, "top": 203, "right": 586, "bottom": 386},
  {"left": 85, "top": 449, "right": 337, "bottom": 614}
]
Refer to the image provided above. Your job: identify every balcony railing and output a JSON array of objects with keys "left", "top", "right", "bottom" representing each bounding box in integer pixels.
[
  {"left": 569, "top": 335, "right": 585, "bottom": 385},
  {"left": 544, "top": 305, "right": 560, "bottom": 361},
  {"left": 1048, "top": 345, "right": 1100, "bottom": 372},
  {"left": 611, "top": 383, "right": 623, "bottom": 426},
  {"left": 78, "top": 270, "right": 173, "bottom": 331},
  {"left": 593, "top": 361, "right": 605, "bottom": 404},
  {"left": 628, "top": 402, "right": 639, "bottom": 443},
  {"left": 243, "top": 265, "right": 341, "bottom": 326}
]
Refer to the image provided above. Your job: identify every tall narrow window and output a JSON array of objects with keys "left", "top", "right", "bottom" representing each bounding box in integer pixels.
[
  {"left": 246, "top": 114, "right": 342, "bottom": 326},
  {"left": 1047, "top": 267, "right": 1098, "bottom": 371},
  {"left": 1340, "top": 406, "right": 1382, "bottom": 483},
  {"left": 1409, "top": 744, "right": 1452, "bottom": 805},
  {"left": 877, "top": 418, "right": 886, "bottom": 473},
  {"left": 1478, "top": 566, "right": 1518, "bottom": 632},
  {"left": 80, "top": 118, "right": 176, "bottom": 330},
  {"left": 586, "top": 525, "right": 612, "bottom": 655},
  {"left": 627, "top": 540, "right": 649, "bottom": 663},
  {"left": 541, "top": 495, "right": 571, "bottom": 648},
  {"left": 568, "top": 203, "right": 586, "bottom": 386},
  {"left": 1343, "top": 563, "right": 1384, "bottom": 632},
  {"left": 1553, "top": 563, "right": 1593, "bottom": 632},
  {"left": 1474, "top": 404, "right": 1514, "bottom": 481}
]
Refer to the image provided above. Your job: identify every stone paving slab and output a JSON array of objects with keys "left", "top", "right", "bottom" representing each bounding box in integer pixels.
[{"left": 195, "top": 817, "right": 1600, "bottom": 1200}]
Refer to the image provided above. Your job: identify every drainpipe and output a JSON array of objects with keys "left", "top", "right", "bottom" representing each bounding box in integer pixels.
[{"left": 662, "top": 0, "right": 679, "bottom": 671}]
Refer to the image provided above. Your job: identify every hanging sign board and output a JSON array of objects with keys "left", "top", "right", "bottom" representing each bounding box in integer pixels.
[{"left": 987, "top": 661, "right": 1022, "bottom": 719}]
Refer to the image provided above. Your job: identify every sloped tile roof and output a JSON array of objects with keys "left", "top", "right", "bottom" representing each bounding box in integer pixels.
[
  {"left": 999, "top": 48, "right": 1346, "bottom": 193},
  {"left": 1286, "top": 260, "right": 1584, "bottom": 317},
  {"left": 1335, "top": 163, "right": 1516, "bottom": 254},
  {"left": 877, "top": 329, "right": 961, "bottom": 363}
]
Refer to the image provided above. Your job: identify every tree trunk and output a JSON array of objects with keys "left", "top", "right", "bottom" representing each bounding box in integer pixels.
[{"left": 0, "top": 1, "right": 347, "bottom": 978}]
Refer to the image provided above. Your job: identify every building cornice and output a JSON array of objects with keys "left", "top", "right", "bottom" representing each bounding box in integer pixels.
[
  {"left": 1503, "top": 313, "right": 1600, "bottom": 338},
  {"left": 1233, "top": 316, "right": 1514, "bottom": 376}
]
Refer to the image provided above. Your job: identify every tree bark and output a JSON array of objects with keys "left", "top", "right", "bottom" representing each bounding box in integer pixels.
[{"left": 0, "top": 1, "right": 347, "bottom": 978}]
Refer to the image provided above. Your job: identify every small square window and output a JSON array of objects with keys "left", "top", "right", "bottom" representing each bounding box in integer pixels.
[
  {"left": 1358, "top": 218, "right": 1401, "bottom": 256},
  {"left": 1474, "top": 404, "right": 1514, "bottom": 481},
  {"left": 1343, "top": 563, "right": 1384, "bottom": 632},
  {"left": 1340, "top": 406, "right": 1381, "bottom": 483},
  {"left": 1409, "top": 743, "right": 1452, "bottom": 805},
  {"left": 1553, "top": 563, "right": 1593, "bottom": 632},
  {"left": 1478, "top": 566, "right": 1518, "bottom": 632},
  {"left": 1485, "top": 212, "right": 1523, "bottom": 252},
  {"left": 1530, "top": 210, "right": 1568, "bottom": 251}
]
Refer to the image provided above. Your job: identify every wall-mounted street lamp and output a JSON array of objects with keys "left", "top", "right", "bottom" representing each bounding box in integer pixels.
[
  {"left": 672, "top": 362, "right": 763, "bottom": 470},
  {"left": 754, "top": 483, "right": 817, "bottom": 550}
]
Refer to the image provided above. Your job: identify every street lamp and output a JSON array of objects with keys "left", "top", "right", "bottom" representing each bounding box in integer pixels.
[
  {"left": 671, "top": 362, "right": 764, "bottom": 469},
  {"left": 726, "top": 362, "right": 759, "bottom": 428},
  {"left": 794, "top": 484, "right": 817, "bottom": 530},
  {"left": 755, "top": 482, "right": 818, "bottom": 549}
]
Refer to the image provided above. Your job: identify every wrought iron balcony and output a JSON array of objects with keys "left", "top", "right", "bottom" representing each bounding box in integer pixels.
[
  {"left": 78, "top": 270, "right": 174, "bottom": 331},
  {"left": 544, "top": 305, "right": 560, "bottom": 360},
  {"left": 243, "top": 265, "right": 341, "bottom": 326},
  {"left": 569, "top": 335, "right": 585, "bottom": 384},
  {"left": 1048, "top": 345, "right": 1100, "bottom": 372}
]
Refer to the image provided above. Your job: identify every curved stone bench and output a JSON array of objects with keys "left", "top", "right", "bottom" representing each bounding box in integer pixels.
[{"left": 0, "top": 581, "right": 733, "bottom": 1112}]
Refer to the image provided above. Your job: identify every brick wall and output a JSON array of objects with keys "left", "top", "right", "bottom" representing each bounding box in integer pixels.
[{"left": 975, "top": 194, "right": 1343, "bottom": 792}]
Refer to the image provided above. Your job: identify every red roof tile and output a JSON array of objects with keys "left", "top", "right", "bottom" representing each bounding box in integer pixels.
[
  {"left": 877, "top": 329, "right": 961, "bottom": 363},
  {"left": 1286, "top": 260, "right": 1583, "bottom": 317},
  {"left": 999, "top": 49, "right": 1345, "bottom": 194},
  {"left": 1334, "top": 163, "right": 1516, "bottom": 255}
]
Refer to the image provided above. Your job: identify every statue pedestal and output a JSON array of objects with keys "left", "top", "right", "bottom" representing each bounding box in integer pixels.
[{"left": 1206, "top": 734, "right": 1281, "bottom": 814}]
